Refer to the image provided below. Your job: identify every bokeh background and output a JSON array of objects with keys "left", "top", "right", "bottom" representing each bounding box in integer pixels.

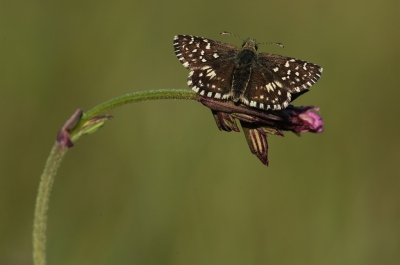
[{"left": 1, "top": 0, "right": 399, "bottom": 264}]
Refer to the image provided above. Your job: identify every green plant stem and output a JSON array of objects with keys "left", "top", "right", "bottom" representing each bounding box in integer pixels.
[
  {"left": 33, "top": 89, "right": 198, "bottom": 265},
  {"left": 83, "top": 89, "right": 197, "bottom": 121},
  {"left": 33, "top": 142, "right": 68, "bottom": 265}
]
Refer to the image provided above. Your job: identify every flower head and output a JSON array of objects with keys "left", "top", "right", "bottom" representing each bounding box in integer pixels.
[{"left": 198, "top": 96, "right": 324, "bottom": 166}]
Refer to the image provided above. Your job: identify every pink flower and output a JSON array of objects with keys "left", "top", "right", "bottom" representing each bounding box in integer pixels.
[{"left": 198, "top": 97, "right": 324, "bottom": 166}]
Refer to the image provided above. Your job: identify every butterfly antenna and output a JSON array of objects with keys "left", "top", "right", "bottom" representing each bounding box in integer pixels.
[
  {"left": 220, "top": 31, "right": 245, "bottom": 42},
  {"left": 257, "top": 41, "right": 285, "bottom": 48}
]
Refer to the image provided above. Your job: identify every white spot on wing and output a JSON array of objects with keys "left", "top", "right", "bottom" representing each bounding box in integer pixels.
[
  {"left": 241, "top": 97, "right": 249, "bottom": 105},
  {"left": 274, "top": 81, "right": 283, "bottom": 88},
  {"left": 206, "top": 70, "right": 217, "bottom": 79},
  {"left": 266, "top": 83, "right": 274, "bottom": 92}
]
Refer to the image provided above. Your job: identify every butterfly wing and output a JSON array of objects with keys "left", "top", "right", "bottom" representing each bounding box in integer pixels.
[
  {"left": 243, "top": 53, "right": 322, "bottom": 110},
  {"left": 243, "top": 64, "right": 292, "bottom": 110},
  {"left": 256, "top": 53, "right": 323, "bottom": 94},
  {"left": 174, "top": 35, "right": 240, "bottom": 99}
]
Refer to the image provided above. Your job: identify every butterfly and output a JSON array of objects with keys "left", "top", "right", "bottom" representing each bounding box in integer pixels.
[{"left": 173, "top": 32, "right": 322, "bottom": 110}]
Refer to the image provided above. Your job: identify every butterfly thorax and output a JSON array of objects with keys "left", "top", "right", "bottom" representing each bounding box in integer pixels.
[{"left": 231, "top": 39, "right": 258, "bottom": 102}]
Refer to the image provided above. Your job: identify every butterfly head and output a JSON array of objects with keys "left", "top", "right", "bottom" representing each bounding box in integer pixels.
[
  {"left": 221, "top": 31, "right": 258, "bottom": 52},
  {"left": 221, "top": 31, "right": 284, "bottom": 51},
  {"left": 242, "top": 38, "right": 258, "bottom": 52}
]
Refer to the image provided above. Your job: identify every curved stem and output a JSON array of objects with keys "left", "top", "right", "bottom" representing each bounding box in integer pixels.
[
  {"left": 33, "top": 89, "right": 198, "bottom": 265},
  {"left": 87, "top": 89, "right": 197, "bottom": 118},
  {"left": 33, "top": 142, "right": 68, "bottom": 265},
  {"left": 69, "top": 89, "right": 198, "bottom": 137}
]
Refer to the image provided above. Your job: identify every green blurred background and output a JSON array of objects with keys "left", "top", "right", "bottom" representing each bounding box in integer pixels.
[{"left": 1, "top": 0, "right": 399, "bottom": 264}]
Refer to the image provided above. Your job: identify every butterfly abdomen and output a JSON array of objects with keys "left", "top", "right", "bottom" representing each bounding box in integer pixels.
[{"left": 231, "top": 49, "right": 257, "bottom": 102}]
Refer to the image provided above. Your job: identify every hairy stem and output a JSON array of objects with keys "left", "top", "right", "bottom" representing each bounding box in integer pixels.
[
  {"left": 86, "top": 89, "right": 197, "bottom": 119},
  {"left": 33, "top": 142, "right": 68, "bottom": 265}
]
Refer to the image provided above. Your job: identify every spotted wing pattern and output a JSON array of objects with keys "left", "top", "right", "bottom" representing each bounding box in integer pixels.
[
  {"left": 242, "top": 53, "right": 323, "bottom": 110},
  {"left": 173, "top": 35, "right": 239, "bottom": 99},
  {"left": 173, "top": 34, "right": 323, "bottom": 110},
  {"left": 256, "top": 53, "right": 322, "bottom": 94}
]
